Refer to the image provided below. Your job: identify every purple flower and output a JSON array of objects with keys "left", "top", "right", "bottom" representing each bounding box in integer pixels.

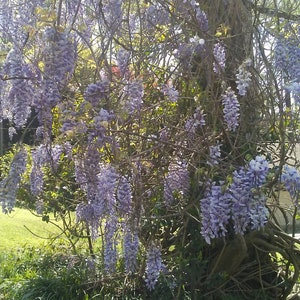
[
  {"left": 42, "top": 28, "right": 76, "bottom": 86},
  {"left": 30, "top": 166, "right": 44, "bottom": 196},
  {"left": 236, "top": 59, "right": 252, "bottom": 96},
  {"left": 281, "top": 165, "right": 300, "bottom": 207},
  {"left": 248, "top": 155, "right": 269, "bottom": 187},
  {"left": 195, "top": 7, "right": 208, "bottom": 32},
  {"left": 200, "top": 156, "right": 270, "bottom": 242},
  {"left": 116, "top": 49, "right": 130, "bottom": 77},
  {"left": 75, "top": 202, "right": 102, "bottom": 240},
  {"left": 124, "top": 80, "right": 144, "bottom": 113},
  {"left": 213, "top": 42, "right": 226, "bottom": 74},
  {"left": 221, "top": 87, "right": 240, "bottom": 132},
  {"left": 145, "top": 244, "right": 165, "bottom": 291},
  {"left": 185, "top": 107, "right": 206, "bottom": 134},
  {"left": 146, "top": 4, "right": 170, "bottom": 27},
  {"left": 208, "top": 144, "right": 222, "bottom": 166},
  {"left": 117, "top": 176, "right": 132, "bottom": 215},
  {"left": 164, "top": 161, "right": 189, "bottom": 205},
  {"left": 161, "top": 84, "right": 179, "bottom": 102},
  {"left": 0, "top": 149, "right": 27, "bottom": 213},
  {"left": 123, "top": 226, "right": 139, "bottom": 274},
  {"left": 104, "top": 216, "right": 118, "bottom": 273},
  {"left": 84, "top": 81, "right": 110, "bottom": 107},
  {"left": 102, "top": 0, "right": 123, "bottom": 33},
  {"left": 200, "top": 183, "right": 231, "bottom": 244}
]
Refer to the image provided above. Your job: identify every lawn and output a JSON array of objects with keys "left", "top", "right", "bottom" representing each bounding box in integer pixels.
[{"left": 0, "top": 208, "right": 63, "bottom": 251}]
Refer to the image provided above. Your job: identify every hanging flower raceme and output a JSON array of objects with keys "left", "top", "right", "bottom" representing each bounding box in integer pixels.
[
  {"left": 84, "top": 81, "right": 110, "bottom": 108},
  {"left": 145, "top": 244, "right": 165, "bottom": 291},
  {"left": 221, "top": 87, "right": 240, "bottom": 132},
  {"left": 200, "top": 183, "right": 231, "bottom": 244},
  {"left": 116, "top": 176, "right": 132, "bottom": 215},
  {"left": 200, "top": 156, "right": 269, "bottom": 243},
  {"left": 213, "top": 42, "right": 226, "bottom": 74},
  {"left": 0, "top": 149, "right": 27, "bottom": 213},
  {"left": 123, "top": 225, "right": 139, "bottom": 274},
  {"left": 42, "top": 27, "right": 76, "bottom": 87},
  {"left": 116, "top": 49, "right": 130, "bottom": 78},
  {"left": 195, "top": 7, "right": 208, "bottom": 32},
  {"left": 161, "top": 84, "right": 179, "bottom": 103},
  {"left": 1, "top": 48, "right": 36, "bottom": 128},
  {"left": 185, "top": 106, "right": 206, "bottom": 134},
  {"left": 124, "top": 80, "right": 144, "bottom": 113},
  {"left": 236, "top": 58, "right": 252, "bottom": 96},
  {"left": 104, "top": 215, "right": 118, "bottom": 273},
  {"left": 208, "top": 143, "right": 222, "bottom": 166},
  {"left": 281, "top": 165, "right": 300, "bottom": 207},
  {"left": 164, "top": 160, "right": 189, "bottom": 206}
]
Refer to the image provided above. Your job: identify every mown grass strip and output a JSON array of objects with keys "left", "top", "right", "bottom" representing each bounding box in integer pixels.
[{"left": 0, "top": 208, "right": 63, "bottom": 251}]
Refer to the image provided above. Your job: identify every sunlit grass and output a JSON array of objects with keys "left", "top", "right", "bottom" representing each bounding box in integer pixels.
[{"left": 0, "top": 208, "right": 63, "bottom": 251}]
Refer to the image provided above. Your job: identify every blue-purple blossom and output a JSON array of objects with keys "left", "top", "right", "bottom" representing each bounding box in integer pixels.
[
  {"left": 116, "top": 49, "right": 130, "bottom": 77},
  {"left": 185, "top": 106, "right": 206, "bottom": 133},
  {"left": 102, "top": 0, "right": 123, "bottom": 33},
  {"left": 213, "top": 42, "right": 226, "bottom": 74},
  {"left": 2, "top": 48, "right": 35, "bottom": 128},
  {"left": 161, "top": 84, "right": 179, "bottom": 102},
  {"left": 195, "top": 7, "right": 208, "bottom": 32},
  {"left": 88, "top": 108, "right": 113, "bottom": 144},
  {"left": 84, "top": 81, "right": 110, "bottom": 107},
  {"left": 145, "top": 244, "right": 165, "bottom": 291},
  {"left": 221, "top": 87, "right": 240, "bottom": 132},
  {"left": 117, "top": 176, "right": 132, "bottom": 215},
  {"left": 0, "top": 149, "right": 27, "bottom": 213},
  {"left": 200, "top": 156, "right": 269, "bottom": 242},
  {"left": 236, "top": 58, "right": 252, "bottom": 96},
  {"left": 104, "top": 216, "right": 118, "bottom": 273},
  {"left": 200, "top": 183, "right": 231, "bottom": 244},
  {"left": 125, "top": 80, "right": 144, "bottom": 113},
  {"left": 123, "top": 227, "right": 139, "bottom": 274},
  {"left": 42, "top": 28, "right": 76, "bottom": 86},
  {"left": 248, "top": 155, "right": 269, "bottom": 187},
  {"left": 30, "top": 166, "right": 44, "bottom": 196},
  {"left": 208, "top": 144, "right": 222, "bottom": 166},
  {"left": 146, "top": 4, "right": 170, "bottom": 27},
  {"left": 281, "top": 165, "right": 300, "bottom": 207},
  {"left": 75, "top": 202, "right": 102, "bottom": 240},
  {"left": 164, "top": 161, "right": 189, "bottom": 205}
]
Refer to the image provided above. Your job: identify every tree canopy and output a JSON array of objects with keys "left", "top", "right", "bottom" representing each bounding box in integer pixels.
[{"left": 0, "top": 0, "right": 300, "bottom": 298}]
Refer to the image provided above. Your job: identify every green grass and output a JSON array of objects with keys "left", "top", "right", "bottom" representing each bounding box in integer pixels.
[{"left": 0, "top": 208, "right": 63, "bottom": 251}]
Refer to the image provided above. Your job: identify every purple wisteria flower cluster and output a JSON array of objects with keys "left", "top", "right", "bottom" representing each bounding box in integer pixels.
[
  {"left": 164, "top": 160, "right": 189, "bottom": 206},
  {"left": 185, "top": 106, "right": 206, "bottom": 134},
  {"left": 236, "top": 58, "right": 252, "bottom": 96},
  {"left": 274, "top": 28, "right": 300, "bottom": 101},
  {"left": 84, "top": 81, "right": 110, "bottom": 108},
  {"left": 213, "top": 42, "right": 226, "bottom": 74},
  {"left": 200, "top": 156, "right": 269, "bottom": 244},
  {"left": 124, "top": 80, "right": 144, "bottom": 113},
  {"left": 208, "top": 143, "right": 222, "bottom": 166},
  {"left": 123, "top": 225, "right": 139, "bottom": 274},
  {"left": 116, "top": 49, "right": 130, "bottom": 78},
  {"left": 145, "top": 244, "right": 165, "bottom": 291},
  {"left": 74, "top": 155, "right": 139, "bottom": 272},
  {"left": 281, "top": 165, "right": 300, "bottom": 207},
  {"left": 0, "top": 149, "right": 27, "bottom": 213},
  {"left": 30, "top": 143, "right": 66, "bottom": 201},
  {"left": 161, "top": 84, "right": 179, "bottom": 103},
  {"left": 1, "top": 48, "right": 36, "bottom": 128},
  {"left": 221, "top": 87, "right": 240, "bottom": 132}
]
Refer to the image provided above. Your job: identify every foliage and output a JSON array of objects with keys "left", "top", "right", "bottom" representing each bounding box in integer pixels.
[{"left": 0, "top": 0, "right": 300, "bottom": 299}]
